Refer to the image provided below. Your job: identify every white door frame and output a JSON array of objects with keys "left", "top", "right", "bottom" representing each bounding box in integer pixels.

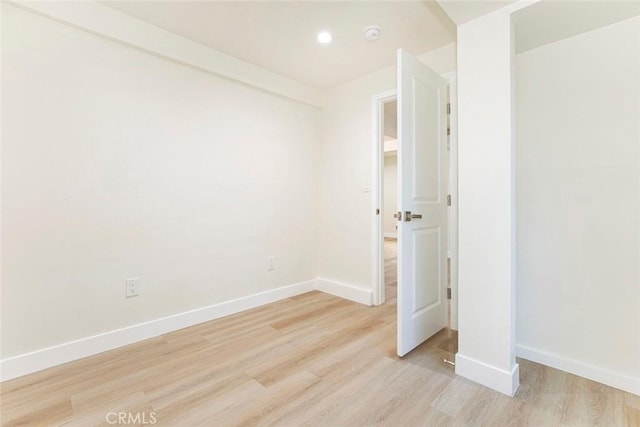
[{"left": 371, "top": 76, "right": 458, "bottom": 331}]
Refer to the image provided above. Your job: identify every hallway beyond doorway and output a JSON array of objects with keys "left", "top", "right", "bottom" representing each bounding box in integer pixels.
[{"left": 384, "top": 237, "right": 397, "bottom": 301}]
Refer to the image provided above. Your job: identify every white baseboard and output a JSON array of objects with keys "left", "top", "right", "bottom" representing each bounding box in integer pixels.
[
  {"left": 0, "top": 280, "right": 316, "bottom": 382},
  {"left": 384, "top": 232, "right": 397, "bottom": 239},
  {"left": 455, "top": 353, "right": 520, "bottom": 396},
  {"left": 517, "top": 344, "right": 640, "bottom": 396},
  {"left": 315, "top": 278, "right": 373, "bottom": 306}
]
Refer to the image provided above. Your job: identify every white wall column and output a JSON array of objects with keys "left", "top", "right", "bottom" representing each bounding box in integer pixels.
[{"left": 455, "top": 8, "right": 519, "bottom": 396}]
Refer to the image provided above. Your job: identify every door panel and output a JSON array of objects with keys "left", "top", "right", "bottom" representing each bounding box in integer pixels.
[
  {"left": 412, "top": 77, "right": 441, "bottom": 203},
  {"left": 397, "top": 49, "right": 448, "bottom": 357},
  {"left": 412, "top": 227, "right": 441, "bottom": 314}
]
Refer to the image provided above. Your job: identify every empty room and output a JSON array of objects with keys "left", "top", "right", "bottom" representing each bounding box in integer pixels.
[{"left": 1, "top": 0, "right": 639, "bottom": 425}]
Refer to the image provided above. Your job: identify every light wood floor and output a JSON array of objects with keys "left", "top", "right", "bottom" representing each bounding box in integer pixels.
[{"left": 1, "top": 243, "right": 638, "bottom": 426}]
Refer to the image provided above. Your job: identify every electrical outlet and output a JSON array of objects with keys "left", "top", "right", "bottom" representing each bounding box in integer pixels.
[
  {"left": 125, "top": 278, "right": 139, "bottom": 298},
  {"left": 266, "top": 256, "right": 276, "bottom": 271}
]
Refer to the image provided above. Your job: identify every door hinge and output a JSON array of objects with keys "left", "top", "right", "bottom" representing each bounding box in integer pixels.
[
  {"left": 446, "top": 103, "right": 451, "bottom": 115},
  {"left": 447, "top": 195, "right": 451, "bottom": 206},
  {"left": 447, "top": 288, "right": 451, "bottom": 300},
  {"left": 376, "top": 208, "right": 380, "bottom": 215},
  {"left": 447, "top": 128, "right": 450, "bottom": 136}
]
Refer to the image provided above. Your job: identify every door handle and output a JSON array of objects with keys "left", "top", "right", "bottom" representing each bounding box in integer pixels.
[{"left": 404, "top": 211, "right": 422, "bottom": 221}]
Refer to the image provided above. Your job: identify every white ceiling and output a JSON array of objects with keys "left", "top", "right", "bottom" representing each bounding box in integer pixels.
[
  {"left": 101, "top": 1, "right": 456, "bottom": 89},
  {"left": 436, "top": 0, "right": 640, "bottom": 54},
  {"left": 436, "top": 0, "right": 516, "bottom": 25},
  {"left": 97, "top": 1, "right": 640, "bottom": 89},
  {"left": 514, "top": 0, "right": 640, "bottom": 53}
]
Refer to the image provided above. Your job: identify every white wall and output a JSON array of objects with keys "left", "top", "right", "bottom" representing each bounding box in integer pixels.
[
  {"left": 454, "top": 7, "right": 519, "bottom": 396},
  {"left": 317, "top": 44, "right": 456, "bottom": 290},
  {"left": 384, "top": 103, "right": 397, "bottom": 139},
  {"left": 516, "top": 16, "right": 640, "bottom": 395},
  {"left": 383, "top": 155, "right": 398, "bottom": 237},
  {"left": 1, "top": 4, "right": 319, "bottom": 360}
]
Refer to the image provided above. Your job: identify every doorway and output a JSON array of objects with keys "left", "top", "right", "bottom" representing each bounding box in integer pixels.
[
  {"left": 383, "top": 100, "right": 398, "bottom": 302},
  {"left": 372, "top": 90, "right": 397, "bottom": 306}
]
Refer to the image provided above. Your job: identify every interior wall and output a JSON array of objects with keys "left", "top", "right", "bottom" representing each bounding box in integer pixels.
[
  {"left": 1, "top": 4, "right": 320, "bottom": 359},
  {"left": 454, "top": 7, "right": 519, "bottom": 396},
  {"left": 383, "top": 155, "right": 398, "bottom": 237},
  {"left": 317, "top": 44, "right": 456, "bottom": 290},
  {"left": 516, "top": 16, "right": 640, "bottom": 394},
  {"left": 384, "top": 104, "right": 397, "bottom": 139}
]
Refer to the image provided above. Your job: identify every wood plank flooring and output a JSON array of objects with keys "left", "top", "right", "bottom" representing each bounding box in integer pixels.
[{"left": 1, "top": 242, "right": 638, "bottom": 426}]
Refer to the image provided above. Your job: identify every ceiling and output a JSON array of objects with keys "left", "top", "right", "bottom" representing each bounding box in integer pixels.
[
  {"left": 98, "top": 1, "right": 640, "bottom": 89},
  {"left": 514, "top": 0, "right": 640, "bottom": 53},
  {"left": 436, "top": 0, "right": 516, "bottom": 25},
  {"left": 101, "top": 1, "right": 456, "bottom": 89}
]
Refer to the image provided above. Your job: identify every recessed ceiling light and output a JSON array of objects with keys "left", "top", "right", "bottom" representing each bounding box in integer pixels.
[{"left": 317, "top": 31, "right": 333, "bottom": 44}]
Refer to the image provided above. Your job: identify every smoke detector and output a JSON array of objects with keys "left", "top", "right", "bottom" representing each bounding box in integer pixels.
[{"left": 364, "top": 26, "right": 382, "bottom": 41}]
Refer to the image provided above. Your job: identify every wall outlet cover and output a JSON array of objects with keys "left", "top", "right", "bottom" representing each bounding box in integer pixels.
[{"left": 125, "top": 278, "right": 140, "bottom": 298}]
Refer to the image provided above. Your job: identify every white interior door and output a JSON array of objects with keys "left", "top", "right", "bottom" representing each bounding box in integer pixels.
[{"left": 397, "top": 49, "right": 448, "bottom": 357}]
